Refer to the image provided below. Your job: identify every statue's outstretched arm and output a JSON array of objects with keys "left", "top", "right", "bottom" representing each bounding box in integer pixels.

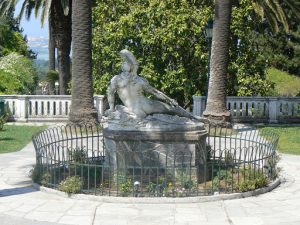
[
  {"left": 107, "top": 76, "right": 117, "bottom": 111},
  {"left": 143, "top": 79, "right": 178, "bottom": 107}
]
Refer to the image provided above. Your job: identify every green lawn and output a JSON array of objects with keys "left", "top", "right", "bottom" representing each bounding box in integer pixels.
[
  {"left": 259, "top": 126, "right": 300, "bottom": 155},
  {"left": 0, "top": 125, "right": 47, "bottom": 154},
  {"left": 267, "top": 68, "right": 300, "bottom": 96}
]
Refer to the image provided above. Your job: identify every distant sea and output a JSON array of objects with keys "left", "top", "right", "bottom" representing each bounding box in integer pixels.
[{"left": 27, "top": 36, "right": 49, "bottom": 61}]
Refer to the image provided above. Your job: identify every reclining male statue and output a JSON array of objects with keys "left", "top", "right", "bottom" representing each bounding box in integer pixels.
[{"left": 106, "top": 49, "right": 198, "bottom": 120}]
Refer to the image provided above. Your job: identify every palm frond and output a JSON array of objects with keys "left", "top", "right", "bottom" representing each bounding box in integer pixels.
[
  {"left": 61, "top": 0, "right": 70, "bottom": 16},
  {"left": 25, "top": 0, "right": 35, "bottom": 21},
  {"left": 40, "top": 0, "right": 51, "bottom": 26},
  {"left": 17, "top": 0, "right": 29, "bottom": 22},
  {"left": 264, "top": 8, "right": 279, "bottom": 33},
  {"left": 253, "top": 1, "right": 264, "bottom": 18},
  {"left": 254, "top": 0, "right": 296, "bottom": 33},
  {"left": 0, "top": 0, "right": 18, "bottom": 17},
  {"left": 34, "top": 0, "right": 43, "bottom": 18},
  {"left": 282, "top": 0, "right": 300, "bottom": 19}
]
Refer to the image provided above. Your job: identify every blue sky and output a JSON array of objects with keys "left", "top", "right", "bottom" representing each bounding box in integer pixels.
[{"left": 16, "top": 2, "right": 49, "bottom": 60}]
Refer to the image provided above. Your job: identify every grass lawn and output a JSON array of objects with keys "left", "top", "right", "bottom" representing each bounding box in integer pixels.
[
  {"left": 267, "top": 68, "right": 300, "bottom": 96},
  {"left": 0, "top": 125, "right": 47, "bottom": 154},
  {"left": 259, "top": 126, "right": 300, "bottom": 155}
]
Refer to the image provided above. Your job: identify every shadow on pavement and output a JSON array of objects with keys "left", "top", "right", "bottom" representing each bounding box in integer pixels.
[{"left": 0, "top": 186, "right": 37, "bottom": 197}]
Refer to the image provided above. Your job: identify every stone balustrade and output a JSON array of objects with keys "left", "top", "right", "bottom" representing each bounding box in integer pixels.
[
  {"left": 1, "top": 95, "right": 105, "bottom": 122},
  {"left": 193, "top": 96, "right": 300, "bottom": 123},
  {"left": 1, "top": 95, "right": 299, "bottom": 123}
]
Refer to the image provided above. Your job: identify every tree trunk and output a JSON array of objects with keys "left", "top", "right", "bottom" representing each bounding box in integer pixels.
[
  {"left": 51, "top": 0, "right": 72, "bottom": 95},
  {"left": 48, "top": 16, "right": 56, "bottom": 71},
  {"left": 57, "top": 48, "right": 70, "bottom": 95},
  {"left": 69, "top": 0, "right": 98, "bottom": 123},
  {"left": 203, "top": 0, "right": 231, "bottom": 123}
]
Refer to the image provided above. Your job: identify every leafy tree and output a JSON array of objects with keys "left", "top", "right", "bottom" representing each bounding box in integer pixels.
[
  {"left": 229, "top": 0, "right": 275, "bottom": 96},
  {"left": 0, "top": 53, "right": 38, "bottom": 94},
  {"left": 255, "top": 9, "right": 300, "bottom": 77},
  {"left": 0, "top": 9, "right": 33, "bottom": 58},
  {"left": 1, "top": 0, "right": 72, "bottom": 95},
  {"left": 93, "top": 0, "right": 212, "bottom": 108},
  {"left": 69, "top": 0, "right": 98, "bottom": 123}
]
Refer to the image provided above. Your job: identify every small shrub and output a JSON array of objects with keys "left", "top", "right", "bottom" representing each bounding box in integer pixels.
[
  {"left": 236, "top": 179, "right": 256, "bottom": 192},
  {"left": 58, "top": 176, "right": 83, "bottom": 194},
  {"left": 236, "top": 167, "right": 268, "bottom": 192},
  {"left": 30, "top": 165, "right": 42, "bottom": 183},
  {"left": 224, "top": 150, "right": 234, "bottom": 166},
  {"left": 120, "top": 178, "right": 132, "bottom": 196},
  {"left": 41, "top": 172, "right": 52, "bottom": 186},
  {"left": 147, "top": 182, "right": 155, "bottom": 194},
  {"left": 265, "top": 154, "right": 281, "bottom": 179},
  {"left": 72, "top": 147, "right": 87, "bottom": 163}
]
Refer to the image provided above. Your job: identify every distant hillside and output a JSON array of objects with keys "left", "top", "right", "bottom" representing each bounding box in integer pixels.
[
  {"left": 34, "top": 59, "right": 49, "bottom": 80},
  {"left": 267, "top": 68, "right": 300, "bottom": 96},
  {"left": 28, "top": 37, "right": 48, "bottom": 61}
]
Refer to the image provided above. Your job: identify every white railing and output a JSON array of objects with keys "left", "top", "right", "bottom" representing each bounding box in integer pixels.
[
  {"left": 193, "top": 96, "right": 300, "bottom": 123},
  {"left": 1, "top": 95, "right": 105, "bottom": 122},
  {"left": 2, "top": 95, "right": 299, "bottom": 123}
]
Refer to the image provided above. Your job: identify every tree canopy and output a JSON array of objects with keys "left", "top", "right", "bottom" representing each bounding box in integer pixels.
[
  {"left": 92, "top": 0, "right": 281, "bottom": 106},
  {"left": 0, "top": 53, "right": 37, "bottom": 94},
  {"left": 0, "top": 9, "right": 37, "bottom": 94}
]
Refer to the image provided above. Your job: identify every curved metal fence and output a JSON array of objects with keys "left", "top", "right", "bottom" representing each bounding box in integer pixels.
[{"left": 32, "top": 123, "right": 279, "bottom": 197}]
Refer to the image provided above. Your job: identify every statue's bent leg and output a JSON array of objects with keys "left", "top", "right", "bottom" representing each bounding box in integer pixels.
[{"left": 171, "top": 106, "right": 194, "bottom": 119}]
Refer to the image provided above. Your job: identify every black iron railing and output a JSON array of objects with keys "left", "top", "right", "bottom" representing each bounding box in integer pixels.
[{"left": 32, "top": 123, "right": 279, "bottom": 197}]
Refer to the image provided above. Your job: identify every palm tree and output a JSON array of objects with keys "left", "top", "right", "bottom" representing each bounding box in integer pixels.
[
  {"left": 203, "top": 0, "right": 232, "bottom": 123},
  {"left": 68, "top": 0, "right": 98, "bottom": 123},
  {"left": 203, "top": 0, "right": 300, "bottom": 123},
  {"left": 48, "top": 16, "right": 55, "bottom": 71},
  {"left": 49, "top": 0, "right": 71, "bottom": 95},
  {"left": 0, "top": 0, "right": 71, "bottom": 95}
]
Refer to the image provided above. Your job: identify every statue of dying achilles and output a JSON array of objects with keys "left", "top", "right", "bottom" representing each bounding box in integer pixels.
[{"left": 106, "top": 49, "right": 197, "bottom": 121}]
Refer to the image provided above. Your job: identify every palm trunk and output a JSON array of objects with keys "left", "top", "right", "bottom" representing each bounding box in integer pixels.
[
  {"left": 69, "top": 0, "right": 98, "bottom": 123},
  {"left": 57, "top": 48, "right": 70, "bottom": 95},
  {"left": 203, "top": 0, "right": 231, "bottom": 122},
  {"left": 48, "top": 17, "right": 56, "bottom": 71},
  {"left": 51, "top": 0, "right": 72, "bottom": 95}
]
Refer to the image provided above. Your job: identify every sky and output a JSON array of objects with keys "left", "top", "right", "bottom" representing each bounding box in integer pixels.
[{"left": 16, "top": 2, "right": 49, "bottom": 60}]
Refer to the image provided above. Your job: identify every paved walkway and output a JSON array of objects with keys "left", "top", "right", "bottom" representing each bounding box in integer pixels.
[{"left": 0, "top": 142, "right": 300, "bottom": 225}]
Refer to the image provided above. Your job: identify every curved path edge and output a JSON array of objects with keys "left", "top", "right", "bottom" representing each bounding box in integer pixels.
[{"left": 32, "top": 178, "right": 282, "bottom": 204}]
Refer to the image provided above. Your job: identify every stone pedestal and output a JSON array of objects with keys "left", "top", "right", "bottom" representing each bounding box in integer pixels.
[{"left": 103, "top": 117, "right": 208, "bottom": 173}]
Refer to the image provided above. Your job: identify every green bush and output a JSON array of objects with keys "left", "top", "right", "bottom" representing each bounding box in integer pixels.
[
  {"left": 236, "top": 167, "right": 268, "bottom": 192},
  {"left": 30, "top": 165, "right": 42, "bottom": 183},
  {"left": 120, "top": 178, "right": 132, "bottom": 197},
  {"left": 58, "top": 176, "right": 83, "bottom": 194},
  {"left": 0, "top": 53, "right": 37, "bottom": 94},
  {"left": 0, "top": 113, "right": 8, "bottom": 131},
  {"left": 41, "top": 172, "right": 52, "bottom": 187},
  {"left": 71, "top": 147, "right": 87, "bottom": 163}
]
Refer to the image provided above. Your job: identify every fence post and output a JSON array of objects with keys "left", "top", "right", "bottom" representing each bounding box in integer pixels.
[
  {"left": 269, "top": 97, "right": 278, "bottom": 123},
  {"left": 193, "top": 96, "right": 206, "bottom": 116},
  {"left": 18, "top": 95, "right": 28, "bottom": 122}
]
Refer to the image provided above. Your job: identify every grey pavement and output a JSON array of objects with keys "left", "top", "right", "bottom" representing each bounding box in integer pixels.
[{"left": 0, "top": 142, "right": 300, "bottom": 225}]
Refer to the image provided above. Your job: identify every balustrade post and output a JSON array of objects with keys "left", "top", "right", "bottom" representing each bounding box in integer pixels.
[
  {"left": 94, "top": 95, "right": 104, "bottom": 120},
  {"left": 269, "top": 97, "right": 278, "bottom": 123},
  {"left": 18, "top": 95, "right": 28, "bottom": 122},
  {"left": 193, "top": 96, "right": 206, "bottom": 116}
]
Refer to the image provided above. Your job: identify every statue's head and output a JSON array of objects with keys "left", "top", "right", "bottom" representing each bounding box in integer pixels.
[{"left": 120, "top": 49, "right": 138, "bottom": 76}]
